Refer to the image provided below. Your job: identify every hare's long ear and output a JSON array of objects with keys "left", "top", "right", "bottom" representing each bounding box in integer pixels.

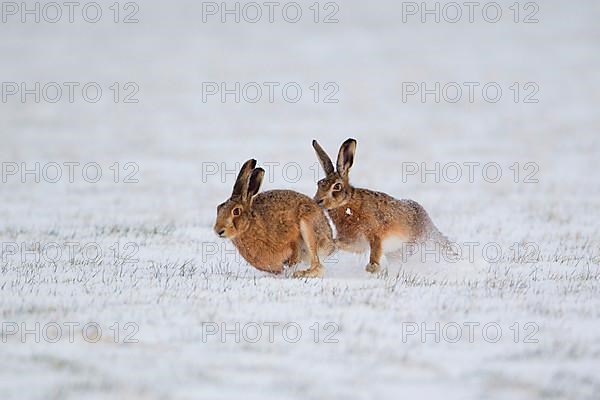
[
  {"left": 312, "top": 140, "right": 334, "bottom": 175},
  {"left": 246, "top": 168, "right": 265, "bottom": 206},
  {"left": 336, "top": 138, "right": 356, "bottom": 179},
  {"left": 232, "top": 159, "right": 257, "bottom": 201}
]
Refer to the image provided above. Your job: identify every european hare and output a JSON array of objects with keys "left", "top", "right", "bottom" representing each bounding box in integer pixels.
[
  {"left": 312, "top": 139, "right": 453, "bottom": 273},
  {"left": 214, "top": 159, "right": 334, "bottom": 277}
]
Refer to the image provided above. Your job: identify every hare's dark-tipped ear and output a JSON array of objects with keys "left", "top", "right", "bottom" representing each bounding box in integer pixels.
[
  {"left": 337, "top": 138, "right": 356, "bottom": 178},
  {"left": 312, "top": 140, "right": 334, "bottom": 175},
  {"left": 232, "top": 159, "right": 257, "bottom": 200},
  {"left": 247, "top": 168, "right": 265, "bottom": 201}
]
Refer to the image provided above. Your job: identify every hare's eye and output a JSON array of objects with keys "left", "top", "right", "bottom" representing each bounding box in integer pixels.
[
  {"left": 232, "top": 207, "right": 241, "bottom": 216},
  {"left": 332, "top": 183, "right": 342, "bottom": 192}
]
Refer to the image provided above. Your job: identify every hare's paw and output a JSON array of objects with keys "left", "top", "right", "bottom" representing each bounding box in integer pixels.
[
  {"left": 293, "top": 265, "right": 324, "bottom": 278},
  {"left": 365, "top": 262, "right": 381, "bottom": 273}
]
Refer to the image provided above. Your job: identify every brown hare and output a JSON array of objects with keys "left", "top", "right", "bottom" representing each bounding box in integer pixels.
[
  {"left": 312, "top": 139, "right": 453, "bottom": 273},
  {"left": 214, "top": 159, "right": 334, "bottom": 278}
]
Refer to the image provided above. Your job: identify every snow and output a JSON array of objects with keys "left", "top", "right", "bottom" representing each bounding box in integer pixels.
[{"left": 1, "top": 0, "right": 600, "bottom": 399}]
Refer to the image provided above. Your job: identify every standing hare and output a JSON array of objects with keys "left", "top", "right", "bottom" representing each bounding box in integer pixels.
[
  {"left": 312, "top": 139, "right": 453, "bottom": 273},
  {"left": 214, "top": 159, "right": 334, "bottom": 278}
]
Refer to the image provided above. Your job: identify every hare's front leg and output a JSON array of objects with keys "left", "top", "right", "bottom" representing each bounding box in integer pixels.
[
  {"left": 293, "top": 220, "right": 324, "bottom": 278},
  {"left": 366, "top": 236, "right": 382, "bottom": 273}
]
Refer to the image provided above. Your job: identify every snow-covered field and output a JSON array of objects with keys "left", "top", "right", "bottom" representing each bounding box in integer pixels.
[{"left": 1, "top": 0, "right": 600, "bottom": 398}]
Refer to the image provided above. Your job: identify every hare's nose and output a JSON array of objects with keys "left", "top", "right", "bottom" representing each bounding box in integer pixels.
[{"left": 214, "top": 225, "right": 226, "bottom": 237}]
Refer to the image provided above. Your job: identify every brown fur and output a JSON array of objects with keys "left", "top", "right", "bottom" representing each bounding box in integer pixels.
[
  {"left": 214, "top": 159, "right": 334, "bottom": 277},
  {"left": 312, "top": 139, "right": 451, "bottom": 272}
]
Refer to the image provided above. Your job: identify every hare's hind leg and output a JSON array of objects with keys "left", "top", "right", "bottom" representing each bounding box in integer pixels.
[
  {"left": 293, "top": 219, "right": 324, "bottom": 278},
  {"left": 366, "top": 235, "right": 382, "bottom": 273}
]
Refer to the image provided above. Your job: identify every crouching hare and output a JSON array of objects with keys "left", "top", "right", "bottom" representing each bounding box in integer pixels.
[
  {"left": 214, "top": 159, "right": 335, "bottom": 278},
  {"left": 312, "top": 139, "right": 454, "bottom": 273}
]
